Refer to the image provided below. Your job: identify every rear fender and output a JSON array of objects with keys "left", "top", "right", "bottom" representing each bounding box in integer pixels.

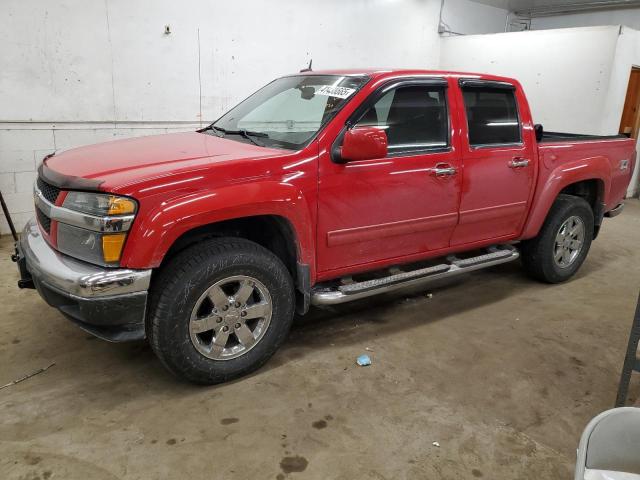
[
  {"left": 521, "top": 156, "right": 610, "bottom": 239},
  {"left": 120, "top": 181, "right": 315, "bottom": 271}
]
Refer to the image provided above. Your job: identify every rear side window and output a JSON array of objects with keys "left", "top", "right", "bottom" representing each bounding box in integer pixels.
[
  {"left": 462, "top": 86, "right": 521, "bottom": 146},
  {"left": 355, "top": 85, "right": 448, "bottom": 154}
]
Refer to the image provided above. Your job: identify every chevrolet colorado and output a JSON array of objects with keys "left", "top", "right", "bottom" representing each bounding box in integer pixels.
[{"left": 14, "top": 69, "right": 636, "bottom": 384}]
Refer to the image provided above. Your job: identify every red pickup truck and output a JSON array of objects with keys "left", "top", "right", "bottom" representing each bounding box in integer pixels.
[{"left": 14, "top": 69, "right": 635, "bottom": 384}]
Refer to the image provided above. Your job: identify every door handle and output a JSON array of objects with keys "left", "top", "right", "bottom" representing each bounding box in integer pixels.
[
  {"left": 509, "top": 158, "right": 530, "bottom": 168},
  {"left": 430, "top": 163, "right": 457, "bottom": 177}
]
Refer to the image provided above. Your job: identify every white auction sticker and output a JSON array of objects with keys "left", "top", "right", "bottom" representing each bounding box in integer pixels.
[{"left": 315, "top": 85, "right": 356, "bottom": 99}]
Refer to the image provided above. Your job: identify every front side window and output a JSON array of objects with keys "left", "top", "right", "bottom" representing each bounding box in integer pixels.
[
  {"left": 462, "top": 86, "right": 521, "bottom": 146},
  {"left": 355, "top": 85, "right": 449, "bottom": 154},
  {"left": 210, "top": 75, "right": 368, "bottom": 150}
]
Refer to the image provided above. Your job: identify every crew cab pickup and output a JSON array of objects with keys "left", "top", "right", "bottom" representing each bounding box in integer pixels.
[{"left": 14, "top": 69, "right": 635, "bottom": 384}]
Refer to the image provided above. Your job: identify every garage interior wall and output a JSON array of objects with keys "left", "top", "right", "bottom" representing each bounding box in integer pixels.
[
  {"left": 439, "top": 25, "right": 640, "bottom": 197},
  {"left": 2, "top": 0, "right": 511, "bottom": 235},
  {"left": 1, "top": 0, "right": 638, "bottom": 235}
]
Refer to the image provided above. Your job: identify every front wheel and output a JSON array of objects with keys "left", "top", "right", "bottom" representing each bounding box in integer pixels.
[
  {"left": 520, "top": 194, "right": 594, "bottom": 283},
  {"left": 147, "top": 238, "right": 295, "bottom": 384}
]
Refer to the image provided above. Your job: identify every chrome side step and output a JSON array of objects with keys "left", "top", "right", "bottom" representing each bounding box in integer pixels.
[
  {"left": 310, "top": 245, "right": 519, "bottom": 306},
  {"left": 605, "top": 203, "right": 624, "bottom": 218}
]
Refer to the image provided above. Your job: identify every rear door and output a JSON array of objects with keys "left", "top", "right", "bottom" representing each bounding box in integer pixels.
[
  {"left": 316, "top": 78, "right": 462, "bottom": 276},
  {"left": 450, "top": 79, "right": 536, "bottom": 245}
]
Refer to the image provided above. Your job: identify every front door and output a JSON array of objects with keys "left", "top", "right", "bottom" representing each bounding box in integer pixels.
[
  {"left": 450, "top": 79, "right": 536, "bottom": 245},
  {"left": 317, "top": 80, "right": 462, "bottom": 276}
]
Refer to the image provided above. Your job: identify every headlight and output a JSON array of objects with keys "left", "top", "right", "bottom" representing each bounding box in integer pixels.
[
  {"left": 63, "top": 192, "right": 137, "bottom": 216},
  {"left": 55, "top": 192, "right": 137, "bottom": 267}
]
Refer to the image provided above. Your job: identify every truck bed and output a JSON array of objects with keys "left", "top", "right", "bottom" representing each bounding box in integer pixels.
[{"left": 536, "top": 134, "right": 636, "bottom": 214}]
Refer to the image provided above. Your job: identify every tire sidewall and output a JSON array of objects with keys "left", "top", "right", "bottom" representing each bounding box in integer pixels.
[
  {"left": 540, "top": 198, "right": 594, "bottom": 282},
  {"left": 150, "top": 242, "right": 294, "bottom": 383}
]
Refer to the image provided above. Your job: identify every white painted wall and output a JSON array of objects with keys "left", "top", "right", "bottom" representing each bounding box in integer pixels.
[
  {"left": 2, "top": 0, "right": 447, "bottom": 124},
  {"left": 0, "top": 0, "right": 448, "bottom": 234},
  {"left": 440, "top": 26, "right": 621, "bottom": 133},
  {"left": 441, "top": 11, "right": 638, "bottom": 198},
  {"left": 4, "top": 0, "right": 638, "bottom": 235},
  {"left": 440, "top": 25, "right": 640, "bottom": 196},
  {"left": 528, "top": 10, "right": 640, "bottom": 197},
  {"left": 0, "top": 0, "right": 519, "bottom": 234}
]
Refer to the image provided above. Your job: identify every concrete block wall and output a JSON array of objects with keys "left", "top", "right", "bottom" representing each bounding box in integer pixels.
[{"left": 0, "top": 123, "right": 198, "bottom": 235}]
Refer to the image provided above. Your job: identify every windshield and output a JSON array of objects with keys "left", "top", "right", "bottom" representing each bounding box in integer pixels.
[{"left": 208, "top": 74, "right": 369, "bottom": 150}]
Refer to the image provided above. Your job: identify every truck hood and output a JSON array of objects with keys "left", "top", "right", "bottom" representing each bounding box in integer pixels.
[{"left": 43, "top": 131, "right": 286, "bottom": 191}]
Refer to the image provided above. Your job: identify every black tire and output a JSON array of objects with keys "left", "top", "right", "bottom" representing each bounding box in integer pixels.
[
  {"left": 147, "top": 237, "right": 295, "bottom": 384},
  {"left": 520, "top": 194, "right": 594, "bottom": 283}
]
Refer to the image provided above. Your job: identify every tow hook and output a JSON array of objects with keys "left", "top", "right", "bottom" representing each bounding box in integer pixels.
[
  {"left": 13, "top": 247, "right": 36, "bottom": 289},
  {"left": 18, "top": 279, "right": 35, "bottom": 289}
]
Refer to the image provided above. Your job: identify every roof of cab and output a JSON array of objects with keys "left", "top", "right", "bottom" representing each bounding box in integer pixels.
[{"left": 298, "top": 68, "right": 517, "bottom": 84}]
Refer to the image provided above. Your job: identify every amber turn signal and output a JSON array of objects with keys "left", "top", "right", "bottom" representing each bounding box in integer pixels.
[
  {"left": 102, "top": 233, "right": 127, "bottom": 263},
  {"left": 108, "top": 196, "right": 137, "bottom": 215}
]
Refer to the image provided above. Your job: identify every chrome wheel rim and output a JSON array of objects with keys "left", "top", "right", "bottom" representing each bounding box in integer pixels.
[
  {"left": 553, "top": 216, "right": 585, "bottom": 268},
  {"left": 189, "top": 275, "right": 272, "bottom": 360}
]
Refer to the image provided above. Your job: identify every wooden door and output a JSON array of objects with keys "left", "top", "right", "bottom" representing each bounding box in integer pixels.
[{"left": 619, "top": 68, "right": 640, "bottom": 138}]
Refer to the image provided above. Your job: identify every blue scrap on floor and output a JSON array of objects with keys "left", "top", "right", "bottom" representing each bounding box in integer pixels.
[{"left": 356, "top": 354, "right": 371, "bottom": 366}]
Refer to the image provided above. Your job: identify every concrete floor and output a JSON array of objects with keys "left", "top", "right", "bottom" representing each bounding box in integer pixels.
[{"left": 1, "top": 201, "right": 639, "bottom": 480}]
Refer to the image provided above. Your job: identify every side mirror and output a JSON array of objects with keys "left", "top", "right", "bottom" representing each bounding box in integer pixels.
[
  {"left": 340, "top": 127, "right": 388, "bottom": 162},
  {"left": 534, "top": 124, "right": 544, "bottom": 142}
]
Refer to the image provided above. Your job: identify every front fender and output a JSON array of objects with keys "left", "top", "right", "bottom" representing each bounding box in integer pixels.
[
  {"left": 120, "top": 181, "right": 315, "bottom": 269},
  {"left": 521, "top": 155, "right": 610, "bottom": 239}
]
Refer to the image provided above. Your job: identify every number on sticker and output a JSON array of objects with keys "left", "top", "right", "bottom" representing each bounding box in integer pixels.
[{"left": 315, "top": 85, "right": 356, "bottom": 99}]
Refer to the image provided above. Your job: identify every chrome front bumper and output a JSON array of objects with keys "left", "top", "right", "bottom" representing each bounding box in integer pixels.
[{"left": 15, "top": 219, "right": 152, "bottom": 341}]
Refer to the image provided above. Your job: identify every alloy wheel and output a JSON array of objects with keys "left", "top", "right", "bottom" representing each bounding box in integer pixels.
[
  {"left": 189, "top": 275, "right": 272, "bottom": 360},
  {"left": 553, "top": 215, "right": 585, "bottom": 268}
]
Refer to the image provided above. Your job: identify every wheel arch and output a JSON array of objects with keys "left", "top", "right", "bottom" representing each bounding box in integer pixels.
[
  {"left": 161, "top": 214, "right": 301, "bottom": 277},
  {"left": 120, "top": 182, "right": 315, "bottom": 312},
  {"left": 159, "top": 214, "right": 311, "bottom": 313},
  {"left": 558, "top": 179, "right": 606, "bottom": 238},
  {"left": 122, "top": 182, "right": 315, "bottom": 267},
  {"left": 522, "top": 158, "right": 610, "bottom": 240}
]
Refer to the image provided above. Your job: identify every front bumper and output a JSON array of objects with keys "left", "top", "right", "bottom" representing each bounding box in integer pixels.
[{"left": 14, "top": 219, "right": 152, "bottom": 342}]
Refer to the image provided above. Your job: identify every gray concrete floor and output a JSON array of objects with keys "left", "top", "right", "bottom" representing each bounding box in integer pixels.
[{"left": 1, "top": 201, "right": 639, "bottom": 480}]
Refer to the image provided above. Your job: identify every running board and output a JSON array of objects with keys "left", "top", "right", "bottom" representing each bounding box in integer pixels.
[{"left": 310, "top": 245, "right": 519, "bottom": 306}]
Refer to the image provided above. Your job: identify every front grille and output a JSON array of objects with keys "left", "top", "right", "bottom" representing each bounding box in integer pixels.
[
  {"left": 37, "top": 177, "right": 61, "bottom": 204},
  {"left": 36, "top": 207, "right": 51, "bottom": 234}
]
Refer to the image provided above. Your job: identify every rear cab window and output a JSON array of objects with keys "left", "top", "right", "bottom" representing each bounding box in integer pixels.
[{"left": 460, "top": 80, "right": 521, "bottom": 147}]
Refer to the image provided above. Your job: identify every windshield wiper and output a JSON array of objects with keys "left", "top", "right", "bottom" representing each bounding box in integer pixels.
[
  {"left": 200, "top": 124, "right": 225, "bottom": 136},
  {"left": 209, "top": 126, "right": 268, "bottom": 147}
]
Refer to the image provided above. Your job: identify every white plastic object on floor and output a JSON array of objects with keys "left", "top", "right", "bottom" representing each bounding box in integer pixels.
[
  {"left": 585, "top": 470, "right": 640, "bottom": 480},
  {"left": 575, "top": 407, "right": 640, "bottom": 480}
]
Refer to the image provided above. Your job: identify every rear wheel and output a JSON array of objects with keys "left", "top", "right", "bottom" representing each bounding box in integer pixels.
[
  {"left": 520, "top": 194, "right": 594, "bottom": 283},
  {"left": 147, "top": 238, "right": 295, "bottom": 384}
]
